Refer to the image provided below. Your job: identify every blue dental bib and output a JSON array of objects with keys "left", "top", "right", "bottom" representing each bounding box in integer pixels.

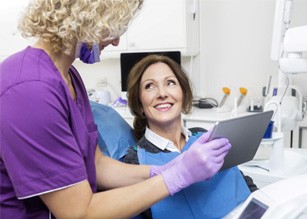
[{"left": 137, "top": 135, "right": 250, "bottom": 219}]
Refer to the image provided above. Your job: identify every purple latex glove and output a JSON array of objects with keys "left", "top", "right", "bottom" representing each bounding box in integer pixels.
[
  {"left": 160, "top": 132, "right": 231, "bottom": 195},
  {"left": 150, "top": 130, "right": 213, "bottom": 177},
  {"left": 150, "top": 155, "right": 183, "bottom": 177}
]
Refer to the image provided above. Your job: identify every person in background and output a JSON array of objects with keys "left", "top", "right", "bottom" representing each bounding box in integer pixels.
[
  {"left": 0, "top": 0, "right": 232, "bottom": 218},
  {"left": 125, "top": 54, "right": 256, "bottom": 219}
]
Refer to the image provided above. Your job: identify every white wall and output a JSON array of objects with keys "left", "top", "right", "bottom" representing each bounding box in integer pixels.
[
  {"left": 200, "top": 0, "right": 276, "bottom": 105},
  {"left": 73, "top": 59, "right": 122, "bottom": 101},
  {"left": 197, "top": 0, "right": 307, "bottom": 148},
  {"left": 200, "top": 0, "right": 307, "bottom": 106}
]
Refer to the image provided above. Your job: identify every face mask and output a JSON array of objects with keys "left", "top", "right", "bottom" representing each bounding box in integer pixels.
[{"left": 76, "top": 43, "right": 101, "bottom": 64}]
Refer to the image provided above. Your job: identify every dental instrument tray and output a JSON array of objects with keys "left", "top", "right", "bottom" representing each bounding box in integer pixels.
[{"left": 208, "top": 110, "right": 274, "bottom": 171}]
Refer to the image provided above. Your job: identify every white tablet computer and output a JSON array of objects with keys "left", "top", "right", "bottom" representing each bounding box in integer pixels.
[{"left": 208, "top": 110, "right": 274, "bottom": 171}]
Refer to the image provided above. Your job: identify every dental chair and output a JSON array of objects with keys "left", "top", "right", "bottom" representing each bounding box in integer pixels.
[
  {"left": 90, "top": 101, "right": 137, "bottom": 161},
  {"left": 91, "top": 101, "right": 207, "bottom": 162}
]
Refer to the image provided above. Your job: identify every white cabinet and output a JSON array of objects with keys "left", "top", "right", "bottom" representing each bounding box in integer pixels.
[
  {"left": 0, "top": 0, "right": 199, "bottom": 60},
  {"left": 292, "top": 117, "right": 307, "bottom": 148},
  {"left": 104, "top": 0, "right": 200, "bottom": 57},
  {"left": 114, "top": 107, "right": 253, "bottom": 131},
  {"left": 183, "top": 108, "right": 253, "bottom": 131}
]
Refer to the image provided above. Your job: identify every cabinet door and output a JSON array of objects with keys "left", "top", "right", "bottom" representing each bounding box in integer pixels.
[
  {"left": 126, "top": 0, "right": 186, "bottom": 51},
  {"left": 104, "top": 0, "right": 199, "bottom": 57}
]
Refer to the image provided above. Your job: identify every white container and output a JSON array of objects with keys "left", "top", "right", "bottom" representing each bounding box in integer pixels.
[{"left": 95, "top": 90, "right": 111, "bottom": 105}]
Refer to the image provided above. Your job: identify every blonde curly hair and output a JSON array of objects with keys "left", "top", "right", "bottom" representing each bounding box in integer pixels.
[{"left": 18, "top": 0, "right": 143, "bottom": 55}]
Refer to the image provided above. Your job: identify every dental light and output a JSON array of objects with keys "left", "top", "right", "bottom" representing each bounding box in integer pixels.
[
  {"left": 235, "top": 0, "right": 307, "bottom": 193},
  {"left": 265, "top": 0, "right": 306, "bottom": 133},
  {"left": 279, "top": 26, "right": 307, "bottom": 74}
]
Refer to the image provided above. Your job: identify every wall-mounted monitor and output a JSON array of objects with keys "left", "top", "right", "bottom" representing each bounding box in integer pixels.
[{"left": 120, "top": 51, "right": 181, "bottom": 99}]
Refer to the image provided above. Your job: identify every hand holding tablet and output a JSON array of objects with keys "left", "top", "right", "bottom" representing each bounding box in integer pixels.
[{"left": 208, "top": 110, "right": 274, "bottom": 171}]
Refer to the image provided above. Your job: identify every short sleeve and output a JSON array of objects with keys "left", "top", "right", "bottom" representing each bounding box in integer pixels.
[{"left": 1, "top": 81, "right": 87, "bottom": 198}]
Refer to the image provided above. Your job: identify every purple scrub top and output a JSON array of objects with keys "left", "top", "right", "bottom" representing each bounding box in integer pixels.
[{"left": 0, "top": 47, "right": 98, "bottom": 218}]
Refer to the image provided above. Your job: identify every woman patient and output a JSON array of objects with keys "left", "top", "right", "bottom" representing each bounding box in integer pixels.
[{"left": 124, "top": 54, "right": 256, "bottom": 219}]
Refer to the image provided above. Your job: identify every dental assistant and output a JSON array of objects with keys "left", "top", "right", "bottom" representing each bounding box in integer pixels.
[{"left": 0, "top": 0, "right": 231, "bottom": 218}]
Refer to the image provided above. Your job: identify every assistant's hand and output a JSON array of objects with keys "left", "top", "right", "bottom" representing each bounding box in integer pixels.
[
  {"left": 150, "top": 130, "right": 213, "bottom": 177},
  {"left": 161, "top": 132, "right": 231, "bottom": 195}
]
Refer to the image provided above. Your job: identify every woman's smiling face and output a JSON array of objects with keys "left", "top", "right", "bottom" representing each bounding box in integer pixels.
[{"left": 139, "top": 62, "right": 183, "bottom": 128}]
